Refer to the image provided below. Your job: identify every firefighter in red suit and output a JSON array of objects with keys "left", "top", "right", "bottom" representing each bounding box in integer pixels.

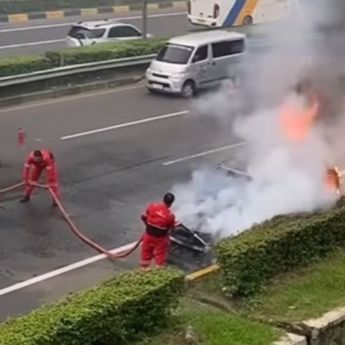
[
  {"left": 140, "top": 193, "right": 177, "bottom": 271},
  {"left": 20, "top": 149, "right": 59, "bottom": 206}
]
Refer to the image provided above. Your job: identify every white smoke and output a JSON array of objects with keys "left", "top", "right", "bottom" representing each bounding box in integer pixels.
[
  {"left": 173, "top": 100, "right": 337, "bottom": 239},
  {"left": 172, "top": 1, "right": 344, "bottom": 239}
]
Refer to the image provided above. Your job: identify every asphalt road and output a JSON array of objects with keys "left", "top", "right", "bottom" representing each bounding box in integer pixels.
[
  {"left": 0, "top": 9, "right": 189, "bottom": 56},
  {"left": 0, "top": 83, "right": 245, "bottom": 320}
]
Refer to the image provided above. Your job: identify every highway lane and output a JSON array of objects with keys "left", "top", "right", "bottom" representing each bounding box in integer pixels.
[
  {"left": 0, "top": 83, "right": 245, "bottom": 320},
  {"left": 0, "top": 10, "right": 189, "bottom": 56}
]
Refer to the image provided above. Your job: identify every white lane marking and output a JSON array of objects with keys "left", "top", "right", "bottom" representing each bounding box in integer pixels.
[
  {"left": 60, "top": 110, "right": 190, "bottom": 140},
  {"left": 0, "top": 83, "right": 144, "bottom": 115},
  {"left": 0, "top": 39, "right": 64, "bottom": 50},
  {"left": 0, "top": 241, "right": 137, "bottom": 297},
  {"left": 0, "top": 12, "right": 185, "bottom": 33},
  {"left": 162, "top": 142, "right": 246, "bottom": 166}
]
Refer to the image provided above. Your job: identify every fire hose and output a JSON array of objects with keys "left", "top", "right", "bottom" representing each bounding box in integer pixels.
[{"left": 0, "top": 182, "right": 142, "bottom": 261}]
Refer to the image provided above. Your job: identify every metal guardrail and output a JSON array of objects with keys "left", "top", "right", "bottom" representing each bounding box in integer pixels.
[{"left": 0, "top": 54, "right": 156, "bottom": 88}]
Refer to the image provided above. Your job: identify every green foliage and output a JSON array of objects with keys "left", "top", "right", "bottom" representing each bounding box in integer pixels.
[
  {"left": 0, "top": 38, "right": 166, "bottom": 77},
  {"left": 45, "top": 38, "right": 166, "bottom": 66},
  {"left": 216, "top": 199, "right": 345, "bottom": 298},
  {"left": 0, "top": 56, "right": 51, "bottom": 77},
  {"left": 248, "top": 250, "right": 345, "bottom": 322},
  {"left": 0, "top": 268, "right": 184, "bottom": 345},
  {"left": 136, "top": 298, "right": 280, "bottom": 345}
]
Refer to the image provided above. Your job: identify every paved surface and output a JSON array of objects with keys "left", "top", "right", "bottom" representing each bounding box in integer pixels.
[
  {"left": 0, "top": 83, "right": 245, "bottom": 321},
  {"left": 0, "top": 9, "right": 189, "bottom": 56}
]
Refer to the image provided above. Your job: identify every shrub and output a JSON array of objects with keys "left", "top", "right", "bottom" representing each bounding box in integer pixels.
[
  {"left": 0, "top": 39, "right": 166, "bottom": 78},
  {"left": 0, "top": 268, "right": 184, "bottom": 345},
  {"left": 216, "top": 199, "right": 345, "bottom": 298},
  {"left": 45, "top": 38, "right": 166, "bottom": 66},
  {"left": 0, "top": 56, "right": 51, "bottom": 77}
]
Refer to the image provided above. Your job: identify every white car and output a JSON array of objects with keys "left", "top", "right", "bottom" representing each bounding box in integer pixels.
[{"left": 65, "top": 20, "right": 153, "bottom": 47}]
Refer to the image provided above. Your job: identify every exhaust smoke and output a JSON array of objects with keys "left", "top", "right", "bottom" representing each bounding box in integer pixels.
[{"left": 171, "top": 0, "right": 345, "bottom": 240}]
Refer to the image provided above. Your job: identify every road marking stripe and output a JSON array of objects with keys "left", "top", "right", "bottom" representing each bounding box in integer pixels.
[
  {"left": 162, "top": 142, "right": 246, "bottom": 166},
  {"left": 0, "top": 12, "right": 185, "bottom": 33},
  {"left": 0, "top": 39, "right": 64, "bottom": 50},
  {"left": 148, "top": 3, "right": 160, "bottom": 10},
  {"left": 172, "top": 1, "right": 187, "bottom": 9},
  {"left": 81, "top": 8, "right": 99, "bottom": 16},
  {"left": 0, "top": 242, "right": 137, "bottom": 297},
  {"left": 113, "top": 5, "right": 130, "bottom": 13},
  {"left": 60, "top": 110, "right": 190, "bottom": 140},
  {"left": 46, "top": 11, "right": 64, "bottom": 20},
  {"left": 8, "top": 14, "right": 29, "bottom": 23}
]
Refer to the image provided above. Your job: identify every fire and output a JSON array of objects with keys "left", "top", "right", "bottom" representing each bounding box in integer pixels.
[
  {"left": 279, "top": 99, "right": 319, "bottom": 142},
  {"left": 278, "top": 92, "right": 342, "bottom": 196},
  {"left": 325, "top": 166, "right": 342, "bottom": 195}
]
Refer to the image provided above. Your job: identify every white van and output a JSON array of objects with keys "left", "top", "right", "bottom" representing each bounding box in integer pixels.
[{"left": 145, "top": 30, "right": 246, "bottom": 97}]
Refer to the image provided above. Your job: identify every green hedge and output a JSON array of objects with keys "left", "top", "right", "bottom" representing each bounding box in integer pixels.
[
  {"left": 0, "top": 268, "right": 184, "bottom": 345},
  {"left": 0, "top": 38, "right": 166, "bottom": 77},
  {"left": 0, "top": 56, "right": 51, "bottom": 77},
  {"left": 216, "top": 198, "right": 345, "bottom": 298},
  {"left": 45, "top": 38, "right": 166, "bottom": 65},
  {"left": 0, "top": 0, "right": 173, "bottom": 15}
]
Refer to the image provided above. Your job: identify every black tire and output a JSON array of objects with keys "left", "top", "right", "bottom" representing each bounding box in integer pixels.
[
  {"left": 242, "top": 15, "right": 253, "bottom": 25},
  {"left": 181, "top": 80, "right": 195, "bottom": 98}
]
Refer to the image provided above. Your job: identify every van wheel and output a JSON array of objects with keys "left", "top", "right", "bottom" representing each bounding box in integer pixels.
[
  {"left": 242, "top": 15, "right": 253, "bottom": 25},
  {"left": 181, "top": 81, "right": 195, "bottom": 98}
]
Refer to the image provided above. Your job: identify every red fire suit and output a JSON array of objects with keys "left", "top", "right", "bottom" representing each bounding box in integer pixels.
[
  {"left": 23, "top": 150, "right": 59, "bottom": 198},
  {"left": 140, "top": 202, "right": 176, "bottom": 269}
]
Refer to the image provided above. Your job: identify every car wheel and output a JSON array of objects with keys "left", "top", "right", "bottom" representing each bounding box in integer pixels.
[{"left": 181, "top": 80, "right": 195, "bottom": 98}]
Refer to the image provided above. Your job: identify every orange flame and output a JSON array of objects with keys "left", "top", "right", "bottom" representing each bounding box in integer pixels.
[
  {"left": 279, "top": 100, "right": 319, "bottom": 142},
  {"left": 325, "top": 166, "right": 342, "bottom": 195}
]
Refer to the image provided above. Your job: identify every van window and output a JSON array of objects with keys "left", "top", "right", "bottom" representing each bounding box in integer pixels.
[
  {"left": 212, "top": 39, "right": 245, "bottom": 58},
  {"left": 156, "top": 44, "right": 194, "bottom": 65},
  {"left": 68, "top": 26, "right": 105, "bottom": 39},
  {"left": 192, "top": 45, "right": 208, "bottom": 63}
]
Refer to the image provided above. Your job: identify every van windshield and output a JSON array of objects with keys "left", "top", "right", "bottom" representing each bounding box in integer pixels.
[
  {"left": 156, "top": 44, "right": 194, "bottom": 64},
  {"left": 68, "top": 26, "right": 105, "bottom": 39}
]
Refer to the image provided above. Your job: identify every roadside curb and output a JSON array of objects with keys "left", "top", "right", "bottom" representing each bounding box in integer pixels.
[
  {"left": 0, "top": 75, "right": 143, "bottom": 108},
  {"left": 0, "top": 1, "right": 186, "bottom": 23},
  {"left": 185, "top": 264, "right": 219, "bottom": 282},
  {"left": 274, "top": 333, "right": 307, "bottom": 345}
]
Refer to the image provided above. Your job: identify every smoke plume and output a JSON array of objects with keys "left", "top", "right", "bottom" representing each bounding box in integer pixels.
[{"left": 172, "top": 0, "right": 345, "bottom": 239}]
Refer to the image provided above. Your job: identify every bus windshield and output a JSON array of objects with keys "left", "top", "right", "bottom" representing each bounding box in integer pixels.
[{"left": 156, "top": 44, "right": 194, "bottom": 64}]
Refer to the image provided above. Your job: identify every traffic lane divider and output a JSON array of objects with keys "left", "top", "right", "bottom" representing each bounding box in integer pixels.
[{"left": 0, "top": 1, "right": 186, "bottom": 23}]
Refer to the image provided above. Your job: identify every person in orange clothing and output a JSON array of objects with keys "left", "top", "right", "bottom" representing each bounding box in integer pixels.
[
  {"left": 20, "top": 149, "right": 60, "bottom": 206},
  {"left": 140, "top": 192, "right": 177, "bottom": 271}
]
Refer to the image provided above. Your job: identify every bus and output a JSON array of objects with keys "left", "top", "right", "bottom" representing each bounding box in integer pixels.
[{"left": 187, "top": 0, "right": 300, "bottom": 28}]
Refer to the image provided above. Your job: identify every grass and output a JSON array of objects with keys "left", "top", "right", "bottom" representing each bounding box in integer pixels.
[
  {"left": 183, "top": 249, "right": 345, "bottom": 326},
  {"left": 135, "top": 298, "right": 280, "bottom": 345},
  {"left": 244, "top": 250, "right": 345, "bottom": 323}
]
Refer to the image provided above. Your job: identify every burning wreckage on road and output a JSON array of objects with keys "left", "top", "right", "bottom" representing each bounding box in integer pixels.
[
  {"left": 169, "top": 0, "right": 345, "bottom": 270},
  {"left": 168, "top": 71, "right": 345, "bottom": 271}
]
